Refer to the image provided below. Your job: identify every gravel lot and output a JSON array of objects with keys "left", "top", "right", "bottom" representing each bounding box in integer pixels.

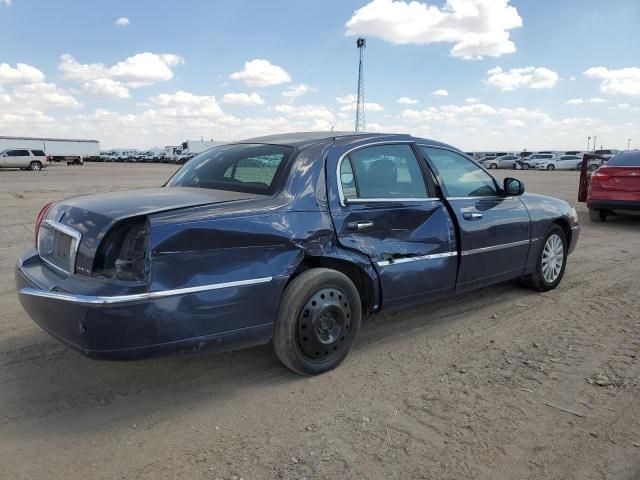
[{"left": 1, "top": 163, "right": 639, "bottom": 480}]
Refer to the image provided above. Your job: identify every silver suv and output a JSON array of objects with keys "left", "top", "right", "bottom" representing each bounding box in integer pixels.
[{"left": 0, "top": 148, "right": 49, "bottom": 171}]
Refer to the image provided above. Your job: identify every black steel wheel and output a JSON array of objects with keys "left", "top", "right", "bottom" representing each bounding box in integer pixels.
[
  {"left": 296, "top": 287, "right": 352, "bottom": 361},
  {"left": 273, "top": 268, "right": 362, "bottom": 375}
]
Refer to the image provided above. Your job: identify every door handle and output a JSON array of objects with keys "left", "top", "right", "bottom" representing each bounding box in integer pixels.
[
  {"left": 463, "top": 212, "right": 483, "bottom": 220},
  {"left": 347, "top": 220, "right": 374, "bottom": 231}
]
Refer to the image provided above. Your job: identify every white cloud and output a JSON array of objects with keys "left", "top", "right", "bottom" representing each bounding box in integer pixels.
[
  {"left": 487, "top": 66, "right": 559, "bottom": 91},
  {"left": 230, "top": 59, "right": 291, "bottom": 87},
  {"left": 221, "top": 92, "right": 265, "bottom": 105},
  {"left": 148, "top": 90, "right": 224, "bottom": 118},
  {"left": 115, "top": 17, "right": 130, "bottom": 26},
  {"left": 0, "top": 63, "right": 45, "bottom": 84},
  {"left": 340, "top": 102, "right": 384, "bottom": 112},
  {"left": 345, "top": 0, "right": 522, "bottom": 59},
  {"left": 1, "top": 0, "right": 12, "bottom": 6},
  {"left": 282, "top": 83, "right": 315, "bottom": 98},
  {"left": 588, "top": 97, "right": 606, "bottom": 103},
  {"left": 465, "top": 97, "right": 479, "bottom": 103},
  {"left": 109, "top": 53, "right": 184, "bottom": 87},
  {"left": 273, "top": 104, "right": 334, "bottom": 122},
  {"left": 12, "top": 82, "right": 81, "bottom": 108},
  {"left": 432, "top": 89, "right": 448, "bottom": 97},
  {"left": 336, "top": 94, "right": 356, "bottom": 104},
  {"left": 566, "top": 98, "right": 584, "bottom": 105},
  {"left": 59, "top": 52, "right": 184, "bottom": 94},
  {"left": 397, "top": 96, "right": 418, "bottom": 104},
  {"left": 83, "top": 78, "right": 130, "bottom": 99},
  {"left": 584, "top": 67, "right": 640, "bottom": 97}
]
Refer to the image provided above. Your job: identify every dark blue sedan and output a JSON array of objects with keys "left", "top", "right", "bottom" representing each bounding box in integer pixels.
[{"left": 16, "top": 132, "right": 579, "bottom": 375}]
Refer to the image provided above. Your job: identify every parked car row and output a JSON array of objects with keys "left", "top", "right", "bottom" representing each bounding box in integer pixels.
[{"left": 479, "top": 153, "right": 581, "bottom": 171}]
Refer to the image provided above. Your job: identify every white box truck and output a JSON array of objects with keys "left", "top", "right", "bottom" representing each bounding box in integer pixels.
[{"left": 0, "top": 136, "right": 99, "bottom": 165}]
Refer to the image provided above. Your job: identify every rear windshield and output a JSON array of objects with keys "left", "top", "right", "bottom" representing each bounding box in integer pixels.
[
  {"left": 607, "top": 153, "right": 640, "bottom": 167},
  {"left": 166, "top": 143, "right": 293, "bottom": 195}
]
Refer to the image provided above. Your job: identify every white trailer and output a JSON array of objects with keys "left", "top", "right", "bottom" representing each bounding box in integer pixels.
[
  {"left": 0, "top": 136, "right": 99, "bottom": 165},
  {"left": 179, "top": 140, "right": 224, "bottom": 155},
  {"left": 164, "top": 145, "right": 181, "bottom": 163}
]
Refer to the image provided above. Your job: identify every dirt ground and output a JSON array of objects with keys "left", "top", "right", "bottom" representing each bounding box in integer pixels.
[{"left": 1, "top": 163, "right": 639, "bottom": 480}]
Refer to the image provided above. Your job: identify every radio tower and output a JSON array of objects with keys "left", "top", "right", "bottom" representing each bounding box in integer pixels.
[{"left": 355, "top": 37, "right": 366, "bottom": 132}]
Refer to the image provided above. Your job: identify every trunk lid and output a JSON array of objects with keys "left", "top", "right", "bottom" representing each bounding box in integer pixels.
[
  {"left": 45, "top": 187, "right": 259, "bottom": 275},
  {"left": 597, "top": 166, "right": 640, "bottom": 193}
]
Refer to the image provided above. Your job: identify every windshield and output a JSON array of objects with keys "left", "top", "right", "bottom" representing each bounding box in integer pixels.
[{"left": 166, "top": 143, "right": 293, "bottom": 195}]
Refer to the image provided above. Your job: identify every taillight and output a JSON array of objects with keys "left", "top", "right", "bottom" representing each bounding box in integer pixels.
[
  {"left": 35, "top": 202, "right": 54, "bottom": 244},
  {"left": 591, "top": 169, "right": 610, "bottom": 181},
  {"left": 93, "top": 218, "right": 149, "bottom": 281}
]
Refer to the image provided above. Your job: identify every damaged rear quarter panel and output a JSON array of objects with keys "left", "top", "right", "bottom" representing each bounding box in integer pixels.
[{"left": 146, "top": 141, "right": 381, "bottom": 333}]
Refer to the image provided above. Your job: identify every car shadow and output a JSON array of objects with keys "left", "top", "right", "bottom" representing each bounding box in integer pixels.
[{"left": 0, "top": 281, "right": 534, "bottom": 437}]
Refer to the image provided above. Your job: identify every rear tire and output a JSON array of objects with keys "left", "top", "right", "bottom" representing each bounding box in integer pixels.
[
  {"left": 488, "top": 163, "right": 497, "bottom": 169},
  {"left": 522, "top": 225, "right": 567, "bottom": 292},
  {"left": 29, "top": 161, "right": 42, "bottom": 171},
  {"left": 273, "top": 268, "right": 362, "bottom": 375},
  {"left": 522, "top": 163, "right": 530, "bottom": 170},
  {"left": 547, "top": 164, "right": 555, "bottom": 171},
  {"left": 589, "top": 208, "right": 608, "bottom": 222}
]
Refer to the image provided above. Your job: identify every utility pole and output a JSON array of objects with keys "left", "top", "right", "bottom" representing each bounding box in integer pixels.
[
  {"left": 587, "top": 136, "right": 591, "bottom": 152},
  {"left": 593, "top": 136, "right": 597, "bottom": 152},
  {"left": 355, "top": 37, "right": 366, "bottom": 133},
  {"left": 628, "top": 138, "right": 632, "bottom": 150}
]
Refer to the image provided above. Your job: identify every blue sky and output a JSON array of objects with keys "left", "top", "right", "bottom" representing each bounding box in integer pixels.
[{"left": 0, "top": 0, "right": 638, "bottom": 150}]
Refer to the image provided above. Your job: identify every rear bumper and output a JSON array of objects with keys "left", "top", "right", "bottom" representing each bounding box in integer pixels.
[
  {"left": 588, "top": 200, "right": 640, "bottom": 211},
  {"left": 16, "top": 251, "right": 278, "bottom": 360}
]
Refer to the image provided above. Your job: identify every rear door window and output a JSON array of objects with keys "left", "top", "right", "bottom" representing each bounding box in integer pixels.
[
  {"left": 340, "top": 144, "right": 429, "bottom": 200},
  {"left": 31, "top": 150, "right": 45, "bottom": 156}
]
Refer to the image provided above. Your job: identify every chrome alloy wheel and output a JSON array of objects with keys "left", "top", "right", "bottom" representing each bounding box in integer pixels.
[{"left": 541, "top": 234, "right": 564, "bottom": 283}]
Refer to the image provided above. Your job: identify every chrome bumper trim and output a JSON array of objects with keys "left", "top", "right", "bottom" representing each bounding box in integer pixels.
[{"left": 19, "top": 276, "right": 274, "bottom": 305}]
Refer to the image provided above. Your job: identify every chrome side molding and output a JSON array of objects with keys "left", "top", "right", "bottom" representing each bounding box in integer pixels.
[
  {"left": 461, "top": 239, "right": 530, "bottom": 256},
  {"left": 376, "top": 251, "right": 457, "bottom": 267},
  {"left": 20, "top": 276, "right": 274, "bottom": 306}
]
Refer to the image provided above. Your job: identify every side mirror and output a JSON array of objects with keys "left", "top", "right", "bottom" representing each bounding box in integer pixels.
[{"left": 504, "top": 177, "right": 525, "bottom": 196}]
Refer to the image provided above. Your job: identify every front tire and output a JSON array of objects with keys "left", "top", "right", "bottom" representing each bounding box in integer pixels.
[
  {"left": 29, "top": 161, "right": 42, "bottom": 171},
  {"left": 546, "top": 164, "right": 555, "bottom": 171},
  {"left": 273, "top": 268, "right": 362, "bottom": 375},
  {"left": 522, "top": 225, "right": 567, "bottom": 292},
  {"left": 488, "top": 163, "right": 497, "bottom": 169}
]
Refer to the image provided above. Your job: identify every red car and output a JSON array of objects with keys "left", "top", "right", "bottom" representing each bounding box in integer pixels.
[{"left": 586, "top": 152, "right": 640, "bottom": 221}]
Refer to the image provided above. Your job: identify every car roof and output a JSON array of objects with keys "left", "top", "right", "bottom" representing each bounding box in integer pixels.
[{"left": 232, "top": 131, "right": 459, "bottom": 151}]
